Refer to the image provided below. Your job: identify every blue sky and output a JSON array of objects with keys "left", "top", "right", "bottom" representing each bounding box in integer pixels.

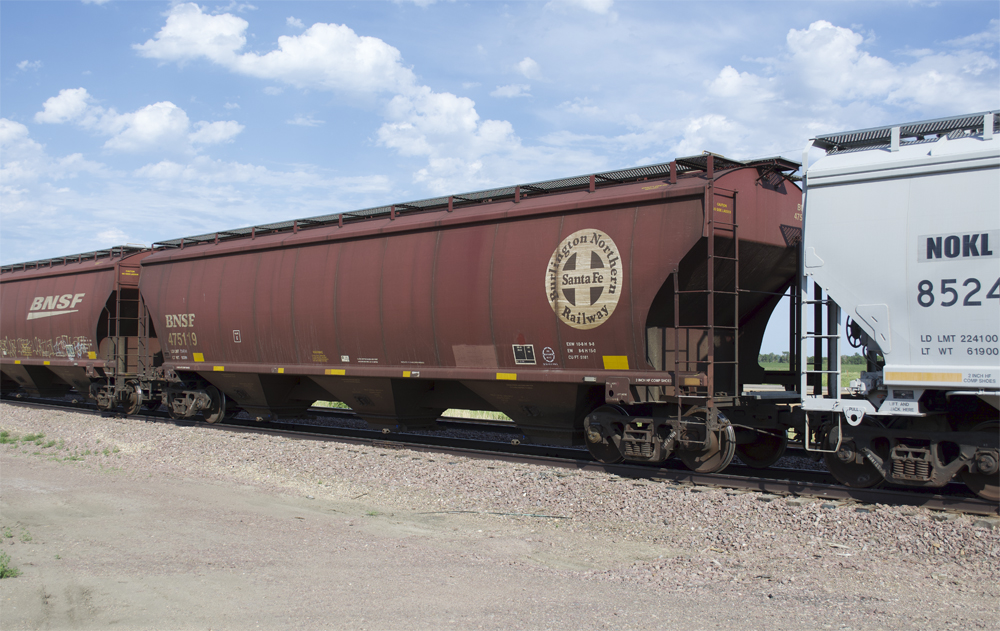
[{"left": 2, "top": 1, "right": 998, "bottom": 352}]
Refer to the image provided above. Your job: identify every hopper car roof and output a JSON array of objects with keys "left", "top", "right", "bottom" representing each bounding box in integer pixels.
[
  {"left": 811, "top": 110, "right": 998, "bottom": 155},
  {"left": 0, "top": 246, "right": 148, "bottom": 280},
  {"left": 142, "top": 152, "right": 798, "bottom": 264},
  {"left": 807, "top": 110, "right": 999, "bottom": 177}
]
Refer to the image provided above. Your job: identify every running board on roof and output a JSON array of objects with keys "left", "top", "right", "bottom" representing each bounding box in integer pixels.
[
  {"left": 812, "top": 111, "right": 998, "bottom": 155},
  {"left": 1, "top": 245, "right": 148, "bottom": 274},
  {"left": 149, "top": 152, "right": 800, "bottom": 250}
]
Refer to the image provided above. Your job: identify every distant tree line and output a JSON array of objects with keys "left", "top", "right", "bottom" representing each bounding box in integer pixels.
[{"left": 758, "top": 352, "right": 866, "bottom": 365}]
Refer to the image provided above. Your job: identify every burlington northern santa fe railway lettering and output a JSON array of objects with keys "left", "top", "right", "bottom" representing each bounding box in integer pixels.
[
  {"left": 2, "top": 111, "right": 998, "bottom": 503},
  {"left": 546, "top": 229, "right": 622, "bottom": 331}
]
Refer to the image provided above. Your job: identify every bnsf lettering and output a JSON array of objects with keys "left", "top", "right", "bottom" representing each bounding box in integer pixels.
[
  {"left": 920, "top": 231, "right": 998, "bottom": 263},
  {"left": 29, "top": 294, "right": 85, "bottom": 311},
  {"left": 165, "top": 313, "right": 196, "bottom": 328}
]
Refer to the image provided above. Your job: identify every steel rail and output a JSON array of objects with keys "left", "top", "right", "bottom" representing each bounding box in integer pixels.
[
  {"left": 2, "top": 396, "right": 997, "bottom": 516},
  {"left": 308, "top": 406, "right": 824, "bottom": 455}
]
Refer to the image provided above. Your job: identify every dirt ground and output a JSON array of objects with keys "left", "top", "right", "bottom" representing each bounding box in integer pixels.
[
  {"left": 1, "top": 455, "right": 738, "bottom": 631},
  {"left": 1, "top": 409, "right": 998, "bottom": 630}
]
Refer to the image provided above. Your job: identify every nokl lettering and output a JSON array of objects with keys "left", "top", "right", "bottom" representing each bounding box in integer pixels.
[
  {"left": 545, "top": 229, "right": 622, "bottom": 330},
  {"left": 919, "top": 230, "right": 998, "bottom": 263}
]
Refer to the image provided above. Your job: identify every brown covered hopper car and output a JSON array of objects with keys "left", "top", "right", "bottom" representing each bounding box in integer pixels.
[
  {"left": 0, "top": 247, "right": 153, "bottom": 404},
  {"left": 142, "top": 153, "right": 802, "bottom": 466},
  {"left": 2, "top": 153, "right": 802, "bottom": 472}
]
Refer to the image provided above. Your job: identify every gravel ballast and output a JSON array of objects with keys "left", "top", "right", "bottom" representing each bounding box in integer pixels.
[{"left": 1, "top": 402, "right": 998, "bottom": 630}]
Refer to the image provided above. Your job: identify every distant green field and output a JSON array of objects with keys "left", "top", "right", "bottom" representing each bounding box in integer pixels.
[
  {"left": 313, "top": 400, "right": 351, "bottom": 409},
  {"left": 759, "top": 360, "right": 866, "bottom": 389}
]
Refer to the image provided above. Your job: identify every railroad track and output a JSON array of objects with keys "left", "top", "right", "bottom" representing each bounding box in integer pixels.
[{"left": 3, "top": 395, "right": 997, "bottom": 516}]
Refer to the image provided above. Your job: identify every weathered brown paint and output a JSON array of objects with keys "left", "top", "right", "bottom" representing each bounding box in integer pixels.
[
  {"left": 140, "top": 167, "right": 799, "bottom": 380},
  {"left": 131, "top": 166, "right": 802, "bottom": 433},
  {"left": 0, "top": 251, "right": 151, "bottom": 393}
]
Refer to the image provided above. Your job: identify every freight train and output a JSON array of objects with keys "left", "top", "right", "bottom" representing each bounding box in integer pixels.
[{"left": 2, "top": 111, "right": 998, "bottom": 501}]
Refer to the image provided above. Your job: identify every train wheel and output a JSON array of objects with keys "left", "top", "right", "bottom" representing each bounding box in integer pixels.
[
  {"left": 960, "top": 421, "right": 999, "bottom": 502},
  {"left": 823, "top": 427, "right": 884, "bottom": 488},
  {"left": 123, "top": 384, "right": 142, "bottom": 416},
  {"left": 203, "top": 386, "right": 226, "bottom": 424},
  {"left": 735, "top": 430, "right": 788, "bottom": 469},
  {"left": 584, "top": 404, "right": 625, "bottom": 464},
  {"left": 678, "top": 424, "right": 736, "bottom": 473}
]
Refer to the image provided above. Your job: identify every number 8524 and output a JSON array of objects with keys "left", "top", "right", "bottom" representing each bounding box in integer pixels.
[{"left": 917, "top": 277, "right": 1000, "bottom": 307}]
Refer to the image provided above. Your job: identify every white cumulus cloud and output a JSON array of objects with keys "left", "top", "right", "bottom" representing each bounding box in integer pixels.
[
  {"left": 35, "top": 88, "right": 92, "bottom": 124},
  {"left": 538, "top": 18, "right": 997, "bottom": 175},
  {"left": 1, "top": 118, "right": 395, "bottom": 264},
  {"left": 286, "top": 16, "right": 304, "bottom": 29},
  {"left": 133, "top": 3, "right": 598, "bottom": 192},
  {"left": 102, "top": 102, "right": 192, "bottom": 151},
  {"left": 377, "top": 87, "right": 525, "bottom": 190},
  {"left": 136, "top": 4, "right": 416, "bottom": 95},
  {"left": 133, "top": 3, "right": 249, "bottom": 65},
  {"left": 1, "top": 118, "right": 48, "bottom": 185},
  {"left": 785, "top": 20, "right": 896, "bottom": 100},
  {"left": 1, "top": 118, "right": 110, "bottom": 185},
  {"left": 34, "top": 87, "right": 243, "bottom": 152},
  {"left": 189, "top": 120, "right": 245, "bottom": 144}
]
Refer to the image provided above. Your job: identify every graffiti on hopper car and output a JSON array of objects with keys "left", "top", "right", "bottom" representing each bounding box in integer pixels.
[{"left": 1, "top": 335, "right": 93, "bottom": 359}]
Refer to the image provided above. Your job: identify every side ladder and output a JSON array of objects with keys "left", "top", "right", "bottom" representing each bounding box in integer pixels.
[
  {"left": 108, "top": 287, "right": 143, "bottom": 402},
  {"left": 799, "top": 279, "right": 842, "bottom": 452},
  {"left": 672, "top": 188, "right": 741, "bottom": 413}
]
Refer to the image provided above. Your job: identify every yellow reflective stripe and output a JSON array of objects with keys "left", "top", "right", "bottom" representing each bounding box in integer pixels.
[
  {"left": 193, "top": 353, "right": 205, "bottom": 362},
  {"left": 603, "top": 356, "right": 629, "bottom": 370},
  {"left": 496, "top": 372, "right": 517, "bottom": 381},
  {"left": 325, "top": 369, "right": 346, "bottom": 376},
  {"left": 43, "top": 361, "right": 51, "bottom": 365},
  {"left": 885, "top": 371, "right": 962, "bottom": 383},
  {"left": 213, "top": 366, "right": 225, "bottom": 372},
  {"left": 277, "top": 367, "right": 284, "bottom": 374}
]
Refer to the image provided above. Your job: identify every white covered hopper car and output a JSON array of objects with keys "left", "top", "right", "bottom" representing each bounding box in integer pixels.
[{"left": 800, "top": 111, "right": 999, "bottom": 501}]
